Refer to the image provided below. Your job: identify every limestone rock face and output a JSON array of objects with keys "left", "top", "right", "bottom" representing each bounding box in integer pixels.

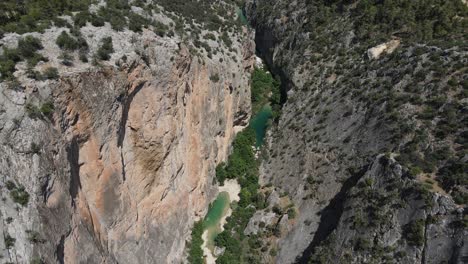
[
  {"left": 0, "top": 25, "right": 254, "bottom": 264},
  {"left": 245, "top": 0, "right": 466, "bottom": 263},
  {"left": 367, "top": 39, "right": 401, "bottom": 60}
]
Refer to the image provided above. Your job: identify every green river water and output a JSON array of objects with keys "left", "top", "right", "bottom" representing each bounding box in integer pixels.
[
  {"left": 250, "top": 105, "right": 273, "bottom": 147},
  {"left": 203, "top": 192, "right": 230, "bottom": 250},
  {"left": 202, "top": 104, "right": 272, "bottom": 255}
]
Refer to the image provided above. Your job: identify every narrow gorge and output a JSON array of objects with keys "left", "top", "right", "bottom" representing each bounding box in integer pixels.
[{"left": 0, "top": 1, "right": 467, "bottom": 264}]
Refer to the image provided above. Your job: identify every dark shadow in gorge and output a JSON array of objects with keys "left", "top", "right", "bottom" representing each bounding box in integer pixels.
[
  {"left": 295, "top": 165, "right": 369, "bottom": 264},
  {"left": 117, "top": 81, "right": 146, "bottom": 147}
]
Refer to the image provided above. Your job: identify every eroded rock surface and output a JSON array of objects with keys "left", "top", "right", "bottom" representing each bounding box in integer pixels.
[{"left": 0, "top": 16, "right": 254, "bottom": 264}]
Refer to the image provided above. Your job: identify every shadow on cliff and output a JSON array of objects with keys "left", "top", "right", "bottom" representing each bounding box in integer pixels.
[
  {"left": 117, "top": 81, "right": 146, "bottom": 147},
  {"left": 67, "top": 137, "right": 81, "bottom": 206},
  {"left": 295, "top": 165, "right": 369, "bottom": 264}
]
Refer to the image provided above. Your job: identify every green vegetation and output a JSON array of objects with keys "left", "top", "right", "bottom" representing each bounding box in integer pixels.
[
  {"left": 56, "top": 31, "right": 80, "bottom": 50},
  {"left": 404, "top": 219, "right": 425, "bottom": 246},
  {"left": 187, "top": 63, "right": 281, "bottom": 263},
  {"left": 5, "top": 180, "right": 30, "bottom": 206},
  {"left": 26, "top": 230, "right": 44, "bottom": 244},
  {"left": 42, "top": 67, "right": 59, "bottom": 80},
  {"left": 0, "top": 0, "right": 92, "bottom": 34},
  {"left": 251, "top": 67, "right": 281, "bottom": 118},
  {"left": 30, "top": 257, "right": 44, "bottom": 264},
  {"left": 210, "top": 73, "right": 220, "bottom": 83},
  {"left": 40, "top": 101, "right": 55, "bottom": 117},
  {"left": 300, "top": 0, "right": 467, "bottom": 46},
  {"left": 0, "top": 36, "right": 46, "bottom": 80},
  {"left": 211, "top": 67, "right": 280, "bottom": 264},
  {"left": 96, "top": 37, "right": 114, "bottom": 61},
  {"left": 9, "top": 183, "right": 30, "bottom": 206},
  {"left": 187, "top": 221, "right": 204, "bottom": 264},
  {"left": 4, "top": 233, "right": 15, "bottom": 249}
]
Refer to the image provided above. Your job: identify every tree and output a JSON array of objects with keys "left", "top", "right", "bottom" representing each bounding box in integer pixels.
[{"left": 96, "top": 37, "right": 114, "bottom": 60}]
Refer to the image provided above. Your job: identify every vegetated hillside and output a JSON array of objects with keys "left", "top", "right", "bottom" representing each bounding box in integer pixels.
[
  {"left": 0, "top": 0, "right": 254, "bottom": 263},
  {"left": 243, "top": 0, "right": 467, "bottom": 263}
]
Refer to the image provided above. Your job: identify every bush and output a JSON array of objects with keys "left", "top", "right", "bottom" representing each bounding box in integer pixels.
[
  {"left": 25, "top": 103, "right": 41, "bottom": 119},
  {"left": 210, "top": 73, "right": 220, "bottom": 82},
  {"left": 96, "top": 37, "right": 114, "bottom": 60},
  {"left": 26, "top": 230, "right": 43, "bottom": 244},
  {"left": 5, "top": 180, "right": 16, "bottom": 190},
  {"left": 40, "top": 102, "right": 55, "bottom": 117},
  {"left": 10, "top": 184, "right": 29, "bottom": 206},
  {"left": 287, "top": 208, "right": 297, "bottom": 219},
  {"left": 4, "top": 234, "right": 15, "bottom": 249},
  {"left": 30, "top": 257, "right": 44, "bottom": 264},
  {"left": 73, "top": 11, "right": 91, "bottom": 27},
  {"left": 56, "top": 31, "right": 79, "bottom": 50},
  {"left": 404, "top": 219, "right": 425, "bottom": 246},
  {"left": 17, "top": 36, "right": 43, "bottom": 59},
  {"left": 187, "top": 221, "right": 203, "bottom": 264},
  {"left": 43, "top": 67, "right": 59, "bottom": 80},
  {"left": 0, "top": 59, "right": 16, "bottom": 80},
  {"left": 128, "top": 13, "right": 150, "bottom": 32}
]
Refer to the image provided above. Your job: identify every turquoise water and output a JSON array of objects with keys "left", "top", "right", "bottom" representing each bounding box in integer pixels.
[
  {"left": 203, "top": 192, "right": 230, "bottom": 250},
  {"left": 202, "top": 106, "right": 273, "bottom": 253},
  {"left": 250, "top": 105, "right": 273, "bottom": 147}
]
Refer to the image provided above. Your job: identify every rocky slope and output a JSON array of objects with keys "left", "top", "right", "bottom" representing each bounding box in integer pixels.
[
  {"left": 244, "top": 0, "right": 467, "bottom": 263},
  {"left": 0, "top": 1, "right": 254, "bottom": 263}
]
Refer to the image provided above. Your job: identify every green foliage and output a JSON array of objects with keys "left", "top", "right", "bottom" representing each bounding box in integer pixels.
[
  {"left": 56, "top": 31, "right": 79, "bottom": 50},
  {"left": 25, "top": 103, "right": 42, "bottom": 119},
  {"left": 210, "top": 73, "right": 220, "bottom": 83},
  {"left": 4, "top": 233, "right": 15, "bottom": 249},
  {"left": 304, "top": 0, "right": 468, "bottom": 44},
  {"left": 43, "top": 67, "right": 59, "bottom": 80},
  {"left": 287, "top": 208, "right": 296, "bottom": 219},
  {"left": 128, "top": 13, "right": 150, "bottom": 32},
  {"left": 404, "top": 219, "right": 425, "bottom": 246},
  {"left": 18, "top": 36, "right": 43, "bottom": 59},
  {"left": 9, "top": 184, "right": 30, "bottom": 206},
  {"left": 0, "top": 36, "right": 46, "bottom": 79},
  {"left": 0, "top": 59, "right": 17, "bottom": 80},
  {"left": 30, "top": 257, "right": 44, "bottom": 264},
  {"left": 96, "top": 37, "right": 114, "bottom": 61},
  {"left": 0, "top": 0, "right": 92, "bottom": 34},
  {"left": 26, "top": 230, "right": 44, "bottom": 244},
  {"left": 251, "top": 67, "right": 281, "bottom": 117},
  {"left": 40, "top": 101, "right": 55, "bottom": 117},
  {"left": 5, "top": 180, "right": 16, "bottom": 190},
  {"left": 187, "top": 221, "right": 204, "bottom": 264}
]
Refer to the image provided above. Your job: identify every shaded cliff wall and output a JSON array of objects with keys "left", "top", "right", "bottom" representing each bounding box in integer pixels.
[{"left": 0, "top": 24, "right": 254, "bottom": 264}]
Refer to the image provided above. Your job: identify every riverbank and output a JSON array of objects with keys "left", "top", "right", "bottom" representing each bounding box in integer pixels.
[{"left": 201, "top": 179, "right": 241, "bottom": 264}]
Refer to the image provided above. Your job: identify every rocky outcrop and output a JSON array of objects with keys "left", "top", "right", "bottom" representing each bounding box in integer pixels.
[
  {"left": 0, "top": 18, "right": 254, "bottom": 264},
  {"left": 367, "top": 39, "right": 400, "bottom": 60},
  {"left": 245, "top": 0, "right": 467, "bottom": 263}
]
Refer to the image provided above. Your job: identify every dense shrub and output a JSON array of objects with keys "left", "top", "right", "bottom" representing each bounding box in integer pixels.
[
  {"left": 187, "top": 221, "right": 204, "bottom": 264},
  {"left": 0, "top": 0, "right": 92, "bottom": 34},
  {"left": 18, "top": 36, "right": 43, "bottom": 58},
  {"left": 209, "top": 73, "right": 220, "bottom": 83},
  {"left": 4, "top": 233, "right": 15, "bottom": 249},
  {"left": 96, "top": 37, "right": 114, "bottom": 61},
  {"left": 56, "top": 31, "right": 79, "bottom": 50},
  {"left": 9, "top": 184, "right": 30, "bottom": 206},
  {"left": 40, "top": 102, "right": 55, "bottom": 117},
  {"left": 128, "top": 13, "right": 150, "bottom": 32},
  {"left": 403, "top": 219, "right": 425, "bottom": 246},
  {"left": 43, "top": 67, "right": 59, "bottom": 80}
]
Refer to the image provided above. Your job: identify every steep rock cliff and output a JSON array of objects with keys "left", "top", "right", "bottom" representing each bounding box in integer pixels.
[
  {"left": 245, "top": 0, "right": 467, "bottom": 263},
  {"left": 0, "top": 3, "right": 254, "bottom": 263}
]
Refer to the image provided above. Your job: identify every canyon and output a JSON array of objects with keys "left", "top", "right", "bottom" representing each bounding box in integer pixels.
[{"left": 0, "top": 1, "right": 467, "bottom": 264}]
